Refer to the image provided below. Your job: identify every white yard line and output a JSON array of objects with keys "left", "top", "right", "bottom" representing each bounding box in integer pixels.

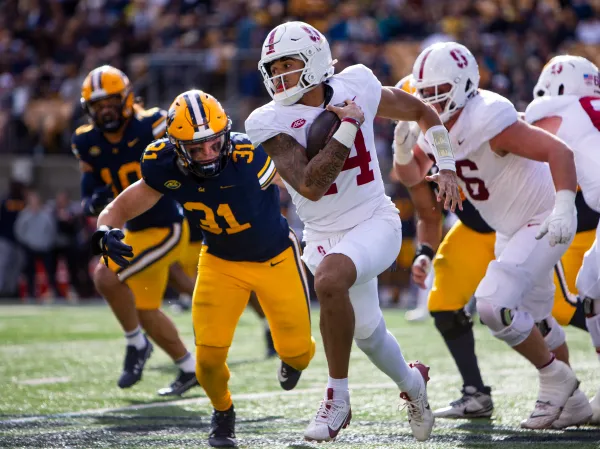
[
  {"left": 0, "top": 382, "right": 398, "bottom": 425},
  {"left": 14, "top": 376, "right": 71, "bottom": 386}
]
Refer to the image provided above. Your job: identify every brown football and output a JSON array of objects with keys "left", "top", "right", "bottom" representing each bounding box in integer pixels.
[{"left": 305, "top": 105, "right": 343, "bottom": 161}]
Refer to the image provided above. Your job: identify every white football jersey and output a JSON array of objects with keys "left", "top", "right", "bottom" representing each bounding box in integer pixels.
[
  {"left": 245, "top": 64, "right": 397, "bottom": 240},
  {"left": 418, "top": 89, "right": 555, "bottom": 236},
  {"left": 525, "top": 95, "right": 600, "bottom": 212}
]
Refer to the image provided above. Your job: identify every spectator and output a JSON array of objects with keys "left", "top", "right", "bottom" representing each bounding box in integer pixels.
[
  {"left": 0, "top": 180, "right": 27, "bottom": 298},
  {"left": 14, "top": 190, "right": 59, "bottom": 299},
  {"left": 50, "top": 190, "right": 94, "bottom": 299}
]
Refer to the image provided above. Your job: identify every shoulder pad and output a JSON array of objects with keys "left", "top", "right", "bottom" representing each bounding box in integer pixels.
[
  {"left": 525, "top": 95, "right": 578, "bottom": 124},
  {"left": 75, "top": 124, "right": 94, "bottom": 136}
]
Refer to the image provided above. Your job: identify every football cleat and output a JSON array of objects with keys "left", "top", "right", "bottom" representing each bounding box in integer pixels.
[
  {"left": 552, "top": 388, "right": 592, "bottom": 429},
  {"left": 433, "top": 385, "right": 493, "bottom": 419},
  {"left": 157, "top": 369, "right": 200, "bottom": 396},
  {"left": 304, "top": 388, "right": 352, "bottom": 442},
  {"left": 588, "top": 388, "right": 600, "bottom": 425},
  {"left": 208, "top": 405, "right": 237, "bottom": 448},
  {"left": 400, "top": 362, "right": 434, "bottom": 441},
  {"left": 520, "top": 359, "right": 578, "bottom": 429},
  {"left": 117, "top": 336, "right": 153, "bottom": 389},
  {"left": 277, "top": 360, "right": 302, "bottom": 391}
]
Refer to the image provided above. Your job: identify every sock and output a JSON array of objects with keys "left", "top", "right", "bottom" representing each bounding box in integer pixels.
[
  {"left": 125, "top": 326, "right": 146, "bottom": 350},
  {"left": 176, "top": 352, "right": 196, "bottom": 373},
  {"left": 538, "top": 353, "right": 556, "bottom": 371},
  {"left": 327, "top": 376, "right": 349, "bottom": 401},
  {"left": 355, "top": 318, "right": 419, "bottom": 398},
  {"left": 263, "top": 319, "right": 270, "bottom": 332},
  {"left": 443, "top": 328, "right": 486, "bottom": 392}
]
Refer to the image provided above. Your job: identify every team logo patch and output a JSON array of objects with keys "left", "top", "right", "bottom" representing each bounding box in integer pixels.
[
  {"left": 89, "top": 146, "right": 101, "bottom": 156},
  {"left": 164, "top": 180, "right": 181, "bottom": 189},
  {"left": 291, "top": 118, "right": 306, "bottom": 129}
]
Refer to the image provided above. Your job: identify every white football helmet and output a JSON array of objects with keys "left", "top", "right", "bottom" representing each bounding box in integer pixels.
[
  {"left": 259, "top": 21, "right": 336, "bottom": 106},
  {"left": 412, "top": 42, "right": 480, "bottom": 122},
  {"left": 533, "top": 55, "right": 600, "bottom": 99}
]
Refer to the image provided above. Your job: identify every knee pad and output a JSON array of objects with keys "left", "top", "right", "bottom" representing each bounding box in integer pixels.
[
  {"left": 280, "top": 337, "right": 316, "bottom": 371},
  {"left": 431, "top": 310, "right": 473, "bottom": 340},
  {"left": 583, "top": 297, "right": 600, "bottom": 347},
  {"left": 477, "top": 299, "right": 534, "bottom": 347},
  {"left": 355, "top": 317, "right": 386, "bottom": 354},
  {"left": 536, "top": 316, "right": 565, "bottom": 351},
  {"left": 196, "top": 345, "right": 229, "bottom": 373}
]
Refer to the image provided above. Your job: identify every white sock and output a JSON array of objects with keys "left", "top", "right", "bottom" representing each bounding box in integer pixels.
[
  {"left": 327, "top": 376, "right": 349, "bottom": 401},
  {"left": 263, "top": 319, "right": 270, "bottom": 332},
  {"left": 176, "top": 352, "right": 196, "bottom": 373},
  {"left": 125, "top": 326, "right": 147, "bottom": 350},
  {"left": 355, "top": 318, "right": 419, "bottom": 398}
]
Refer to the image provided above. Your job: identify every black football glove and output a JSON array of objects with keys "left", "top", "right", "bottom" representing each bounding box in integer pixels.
[
  {"left": 84, "top": 184, "right": 114, "bottom": 216},
  {"left": 91, "top": 226, "right": 133, "bottom": 268}
]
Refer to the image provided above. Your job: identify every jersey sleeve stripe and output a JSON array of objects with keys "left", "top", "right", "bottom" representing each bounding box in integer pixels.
[
  {"left": 152, "top": 120, "right": 167, "bottom": 138},
  {"left": 152, "top": 115, "right": 166, "bottom": 129},
  {"left": 259, "top": 161, "right": 276, "bottom": 188},
  {"left": 257, "top": 156, "right": 272, "bottom": 178}
]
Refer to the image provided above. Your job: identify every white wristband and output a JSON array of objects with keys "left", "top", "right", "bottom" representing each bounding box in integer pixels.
[
  {"left": 425, "top": 125, "right": 456, "bottom": 172},
  {"left": 554, "top": 190, "right": 576, "bottom": 214},
  {"left": 332, "top": 121, "right": 359, "bottom": 149}
]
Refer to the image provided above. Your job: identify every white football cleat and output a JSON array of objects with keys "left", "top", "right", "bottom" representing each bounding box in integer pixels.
[
  {"left": 433, "top": 385, "right": 493, "bottom": 419},
  {"left": 400, "top": 362, "right": 434, "bottom": 441},
  {"left": 520, "top": 359, "right": 579, "bottom": 429},
  {"left": 552, "top": 388, "right": 592, "bottom": 429},
  {"left": 590, "top": 389, "right": 600, "bottom": 425},
  {"left": 304, "top": 388, "right": 351, "bottom": 442}
]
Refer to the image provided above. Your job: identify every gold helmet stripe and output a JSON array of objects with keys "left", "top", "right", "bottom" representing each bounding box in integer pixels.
[
  {"left": 184, "top": 92, "right": 209, "bottom": 131},
  {"left": 92, "top": 69, "right": 104, "bottom": 92}
]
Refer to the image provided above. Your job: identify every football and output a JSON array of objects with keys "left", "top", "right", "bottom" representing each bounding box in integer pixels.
[{"left": 305, "top": 104, "right": 343, "bottom": 161}]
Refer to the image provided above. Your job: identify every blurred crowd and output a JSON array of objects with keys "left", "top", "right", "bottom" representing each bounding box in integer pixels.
[
  {"left": 1, "top": 0, "right": 599, "bottom": 155},
  {"left": 1, "top": 0, "right": 600, "bottom": 301},
  {"left": 0, "top": 180, "right": 95, "bottom": 300}
]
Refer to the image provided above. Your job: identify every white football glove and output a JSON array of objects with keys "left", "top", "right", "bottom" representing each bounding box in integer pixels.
[
  {"left": 535, "top": 190, "right": 577, "bottom": 247},
  {"left": 393, "top": 120, "right": 420, "bottom": 165}
]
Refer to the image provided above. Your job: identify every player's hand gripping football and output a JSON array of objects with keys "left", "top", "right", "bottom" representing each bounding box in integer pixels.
[
  {"left": 326, "top": 99, "right": 365, "bottom": 126},
  {"left": 425, "top": 170, "right": 462, "bottom": 212}
]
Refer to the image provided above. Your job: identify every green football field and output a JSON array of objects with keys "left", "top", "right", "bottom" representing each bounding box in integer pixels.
[{"left": 1, "top": 304, "right": 599, "bottom": 448}]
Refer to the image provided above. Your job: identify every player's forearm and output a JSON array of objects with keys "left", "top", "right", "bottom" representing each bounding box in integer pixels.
[
  {"left": 97, "top": 180, "right": 161, "bottom": 229},
  {"left": 304, "top": 138, "right": 350, "bottom": 200},
  {"left": 548, "top": 144, "right": 577, "bottom": 194}
]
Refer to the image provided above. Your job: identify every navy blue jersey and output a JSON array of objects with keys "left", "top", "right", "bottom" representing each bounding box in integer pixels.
[
  {"left": 141, "top": 132, "right": 290, "bottom": 262},
  {"left": 72, "top": 107, "right": 183, "bottom": 231}
]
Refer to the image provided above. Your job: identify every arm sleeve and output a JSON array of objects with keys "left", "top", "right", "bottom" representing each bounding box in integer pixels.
[
  {"left": 476, "top": 98, "right": 518, "bottom": 144},
  {"left": 253, "top": 145, "right": 277, "bottom": 189},
  {"left": 244, "top": 109, "right": 292, "bottom": 148}
]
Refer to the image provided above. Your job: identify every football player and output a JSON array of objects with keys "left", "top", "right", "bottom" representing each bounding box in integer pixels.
[
  {"left": 72, "top": 66, "right": 198, "bottom": 396},
  {"left": 396, "top": 74, "right": 599, "bottom": 426},
  {"left": 245, "top": 21, "right": 462, "bottom": 443},
  {"left": 526, "top": 54, "right": 600, "bottom": 424},
  {"left": 394, "top": 41, "right": 582, "bottom": 429},
  {"left": 94, "top": 90, "right": 315, "bottom": 448}
]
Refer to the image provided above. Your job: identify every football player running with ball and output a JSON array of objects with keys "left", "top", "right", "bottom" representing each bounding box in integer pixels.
[
  {"left": 394, "top": 42, "right": 582, "bottom": 429},
  {"left": 245, "top": 21, "right": 461, "bottom": 442},
  {"left": 94, "top": 90, "right": 315, "bottom": 448},
  {"left": 526, "top": 55, "right": 600, "bottom": 424}
]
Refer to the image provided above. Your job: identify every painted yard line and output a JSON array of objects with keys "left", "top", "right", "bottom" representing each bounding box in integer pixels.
[
  {"left": 13, "top": 376, "right": 71, "bottom": 386},
  {"left": 0, "top": 382, "right": 399, "bottom": 425}
]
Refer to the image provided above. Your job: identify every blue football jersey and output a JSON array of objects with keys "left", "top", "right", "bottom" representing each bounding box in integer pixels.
[
  {"left": 141, "top": 132, "right": 290, "bottom": 262},
  {"left": 72, "top": 108, "right": 183, "bottom": 231}
]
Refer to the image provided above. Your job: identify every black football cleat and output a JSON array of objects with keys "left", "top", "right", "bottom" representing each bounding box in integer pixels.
[
  {"left": 265, "top": 328, "right": 277, "bottom": 358},
  {"left": 157, "top": 369, "right": 200, "bottom": 396},
  {"left": 118, "top": 336, "right": 153, "bottom": 389},
  {"left": 208, "top": 405, "right": 237, "bottom": 448},
  {"left": 277, "top": 360, "right": 302, "bottom": 391}
]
